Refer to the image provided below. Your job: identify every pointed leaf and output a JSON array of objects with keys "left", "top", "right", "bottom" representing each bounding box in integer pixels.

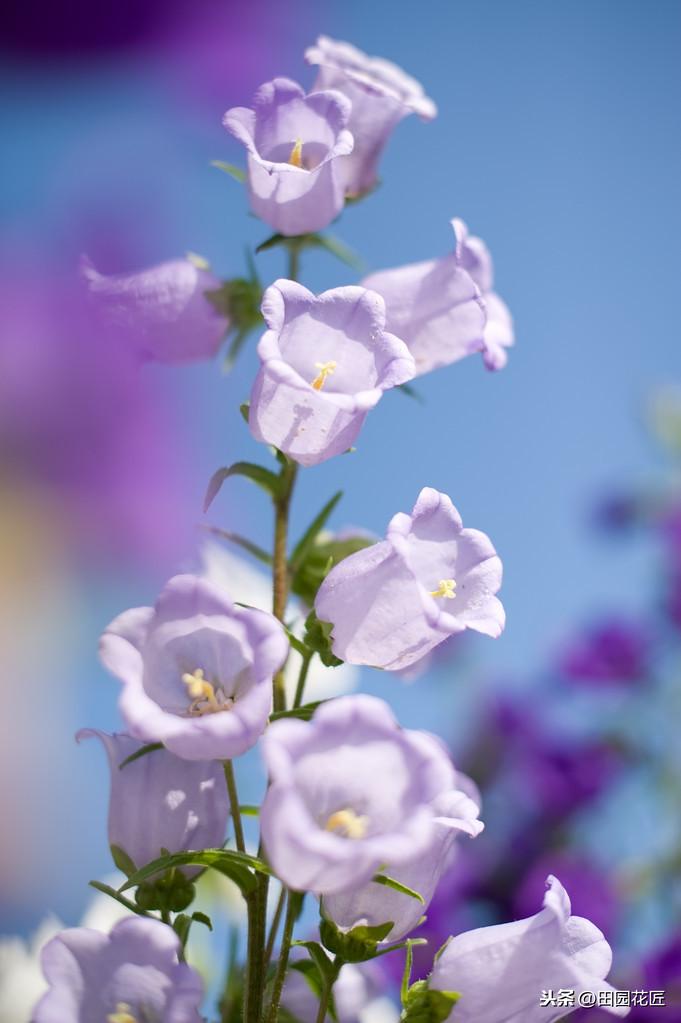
[
  {"left": 201, "top": 526, "right": 272, "bottom": 566},
  {"left": 110, "top": 844, "right": 137, "bottom": 878},
  {"left": 373, "top": 874, "right": 425, "bottom": 904},
  {"left": 204, "top": 462, "right": 281, "bottom": 511},
  {"left": 118, "top": 742, "right": 164, "bottom": 770},
  {"left": 211, "top": 160, "right": 246, "bottom": 183},
  {"left": 119, "top": 848, "right": 269, "bottom": 897},
  {"left": 89, "top": 880, "right": 146, "bottom": 917},
  {"left": 313, "top": 233, "right": 365, "bottom": 271},
  {"left": 270, "top": 700, "right": 323, "bottom": 723},
  {"left": 290, "top": 491, "right": 343, "bottom": 569}
]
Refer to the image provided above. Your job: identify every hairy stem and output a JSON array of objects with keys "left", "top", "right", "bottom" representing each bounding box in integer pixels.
[
  {"left": 293, "top": 651, "right": 313, "bottom": 709},
  {"left": 264, "top": 885, "right": 287, "bottom": 966},
  {"left": 265, "top": 890, "right": 298, "bottom": 1023},
  {"left": 223, "top": 760, "right": 246, "bottom": 854},
  {"left": 272, "top": 457, "right": 298, "bottom": 713}
]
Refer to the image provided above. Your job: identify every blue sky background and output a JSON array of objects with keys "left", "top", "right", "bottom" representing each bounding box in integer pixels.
[{"left": 1, "top": 0, "right": 680, "bottom": 935}]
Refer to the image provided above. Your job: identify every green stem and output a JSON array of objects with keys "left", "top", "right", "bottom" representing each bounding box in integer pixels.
[
  {"left": 272, "top": 458, "right": 298, "bottom": 713},
  {"left": 293, "top": 651, "right": 313, "bottom": 709},
  {"left": 223, "top": 761, "right": 246, "bottom": 853},
  {"left": 287, "top": 241, "right": 301, "bottom": 282},
  {"left": 264, "top": 885, "right": 287, "bottom": 966},
  {"left": 265, "top": 890, "right": 298, "bottom": 1023},
  {"left": 315, "top": 957, "right": 342, "bottom": 1023},
  {"left": 244, "top": 880, "right": 268, "bottom": 1023}
]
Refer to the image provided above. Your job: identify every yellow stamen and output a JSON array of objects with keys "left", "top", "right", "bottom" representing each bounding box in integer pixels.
[
  {"left": 185, "top": 251, "right": 210, "bottom": 270},
  {"left": 430, "top": 578, "right": 457, "bottom": 599},
  {"left": 182, "top": 668, "right": 233, "bottom": 716},
  {"left": 107, "top": 1005, "right": 138, "bottom": 1023},
  {"left": 288, "top": 138, "right": 304, "bottom": 167},
  {"left": 311, "top": 360, "right": 337, "bottom": 391},
  {"left": 325, "top": 808, "right": 369, "bottom": 839}
]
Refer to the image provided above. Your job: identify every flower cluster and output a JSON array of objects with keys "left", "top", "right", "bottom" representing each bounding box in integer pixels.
[{"left": 30, "top": 33, "right": 629, "bottom": 1023}]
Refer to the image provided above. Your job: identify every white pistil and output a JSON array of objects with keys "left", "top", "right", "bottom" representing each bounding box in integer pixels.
[
  {"left": 325, "top": 808, "right": 369, "bottom": 839},
  {"left": 430, "top": 578, "right": 457, "bottom": 599},
  {"left": 182, "top": 668, "right": 234, "bottom": 716},
  {"left": 311, "top": 360, "right": 337, "bottom": 391}
]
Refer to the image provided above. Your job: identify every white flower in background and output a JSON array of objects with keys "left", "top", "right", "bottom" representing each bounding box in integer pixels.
[
  {"left": 0, "top": 917, "right": 61, "bottom": 1023},
  {"left": 200, "top": 541, "right": 359, "bottom": 702}
]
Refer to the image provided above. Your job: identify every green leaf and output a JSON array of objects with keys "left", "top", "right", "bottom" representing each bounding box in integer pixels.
[
  {"left": 211, "top": 160, "right": 246, "bottom": 183},
  {"left": 110, "top": 844, "right": 137, "bottom": 878},
  {"left": 282, "top": 626, "right": 309, "bottom": 658},
  {"left": 373, "top": 874, "right": 425, "bottom": 904},
  {"left": 304, "top": 611, "right": 343, "bottom": 668},
  {"left": 292, "top": 941, "right": 336, "bottom": 987},
  {"left": 118, "top": 742, "right": 164, "bottom": 770},
  {"left": 402, "top": 982, "right": 459, "bottom": 1023},
  {"left": 239, "top": 402, "right": 250, "bottom": 424},
  {"left": 119, "top": 848, "right": 269, "bottom": 898},
  {"left": 270, "top": 700, "right": 323, "bottom": 723},
  {"left": 255, "top": 232, "right": 288, "bottom": 254},
  {"left": 238, "top": 804, "right": 260, "bottom": 817},
  {"left": 88, "top": 880, "right": 146, "bottom": 917},
  {"left": 290, "top": 491, "right": 343, "bottom": 569},
  {"left": 312, "top": 233, "right": 364, "bottom": 271},
  {"left": 398, "top": 383, "right": 425, "bottom": 403},
  {"left": 201, "top": 526, "right": 272, "bottom": 566},
  {"left": 204, "top": 461, "right": 282, "bottom": 511}
]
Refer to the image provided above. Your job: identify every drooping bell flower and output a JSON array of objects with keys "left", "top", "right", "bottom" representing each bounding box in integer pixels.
[
  {"left": 100, "top": 574, "right": 288, "bottom": 761},
  {"left": 362, "top": 218, "right": 513, "bottom": 376},
  {"left": 305, "top": 36, "right": 436, "bottom": 197},
  {"left": 429, "top": 876, "right": 629, "bottom": 1022},
  {"left": 76, "top": 730, "right": 230, "bottom": 874},
  {"left": 260, "top": 694, "right": 456, "bottom": 895},
  {"left": 315, "top": 487, "right": 504, "bottom": 671},
  {"left": 33, "top": 917, "right": 203, "bottom": 1022},
  {"left": 223, "top": 78, "right": 354, "bottom": 236},
  {"left": 324, "top": 770, "right": 483, "bottom": 941},
  {"left": 248, "top": 279, "right": 414, "bottom": 466},
  {"left": 82, "top": 254, "right": 227, "bottom": 364}
]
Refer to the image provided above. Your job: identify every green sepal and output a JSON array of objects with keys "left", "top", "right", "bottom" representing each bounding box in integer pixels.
[
  {"left": 240, "top": 401, "right": 250, "bottom": 424},
  {"left": 117, "top": 742, "right": 164, "bottom": 770},
  {"left": 211, "top": 160, "right": 246, "bottom": 183},
  {"left": 88, "top": 880, "right": 146, "bottom": 917},
  {"left": 270, "top": 700, "right": 323, "bottom": 723},
  {"left": 135, "top": 872, "right": 195, "bottom": 913},
  {"left": 398, "top": 382, "right": 425, "bottom": 403},
  {"left": 110, "top": 844, "right": 136, "bottom": 878},
  {"left": 291, "top": 534, "right": 374, "bottom": 606},
  {"left": 173, "top": 910, "right": 213, "bottom": 948},
  {"left": 204, "top": 461, "right": 282, "bottom": 511},
  {"left": 254, "top": 231, "right": 363, "bottom": 270},
  {"left": 373, "top": 874, "right": 425, "bottom": 904},
  {"left": 319, "top": 916, "right": 394, "bottom": 963},
  {"left": 401, "top": 981, "right": 459, "bottom": 1023},
  {"left": 119, "top": 848, "right": 270, "bottom": 898},
  {"left": 303, "top": 611, "right": 343, "bottom": 667}
]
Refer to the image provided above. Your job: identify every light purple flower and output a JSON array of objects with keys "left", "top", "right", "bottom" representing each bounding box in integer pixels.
[
  {"left": 429, "top": 875, "right": 629, "bottom": 1022},
  {"left": 324, "top": 770, "right": 483, "bottom": 941},
  {"left": 362, "top": 218, "right": 513, "bottom": 376},
  {"left": 305, "top": 36, "right": 436, "bottom": 196},
  {"left": 82, "top": 255, "right": 227, "bottom": 365},
  {"left": 76, "top": 730, "right": 229, "bottom": 874},
  {"left": 100, "top": 574, "right": 288, "bottom": 761},
  {"left": 452, "top": 218, "right": 514, "bottom": 370},
  {"left": 315, "top": 488, "right": 504, "bottom": 671},
  {"left": 33, "top": 916, "right": 203, "bottom": 1022},
  {"left": 282, "top": 958, "right": 385, "bottom": 1023},
  {"left": 248, "top": 279, "right": 414, "bottom": 466},
  {"left": 260, "top": 694, "right": 455, "bottom": 895},
  {"left": 223, "top": 78, "right": 353, "bottom": 236}
]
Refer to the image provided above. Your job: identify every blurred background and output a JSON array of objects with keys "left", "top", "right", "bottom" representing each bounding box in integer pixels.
[{"left": 1, "top": 0, "right": 680, "bottom": 1017}]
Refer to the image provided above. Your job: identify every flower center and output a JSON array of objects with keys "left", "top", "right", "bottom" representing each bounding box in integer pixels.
[
  {"left": 182, "top": 668, "right": 235, "bottom": 716},
  {"left": 107, "top": 1005, "right": 138, "bottom": 1023},
  {"left": 325, "top": 808, "right": 369, "bottom": 839},
  {"left": 430, "top": 578, "right": 457, "bottom": 599},
  {"left": 288, "top": 138, "right": 304, "bottom": 167},
  {"left": 311, "top": 361, "right": 337, "bottom": 390}
]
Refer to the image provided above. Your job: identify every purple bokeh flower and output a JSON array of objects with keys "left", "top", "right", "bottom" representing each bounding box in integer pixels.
[
  {"left": 429, "top": 875, "right": 629, "bottom": 1021},
  {"left": 100, "top": 574, "right": 288, "bottom": 761},
  {"left": 33, "top": 916, "right": 203, "bottom": 1022},
  {"left": 248, "top": 279, "right": 414, "bottom": 466},
  {"left": 558, "top": 619, "right": 650, "bottom": 686},
  {"left": 260, "top": 694, "right": 456, "bottom": 895},
  {"left": 452, "top": 217, "right": 514, "bottom": 370},
  {"left": 513, "top": 854, "right": 620, "bottom": 937},
  {"left": 223, "top": 78, "right": 353, "bottom": 236},
  {"left": 324, "top": 770, "right": 482, "bottom": 941},
  {"left": 315, "top": 487, "right": 504, "bottom": 671},
  {"left": 82, "top": 255, "right": 227, "bottom": 365},
  {"left": 76, "top": 730, "right": 229, "bottom": 874},
  {"left": 305, "top": 36, "right": 436, "bottom": 197}
]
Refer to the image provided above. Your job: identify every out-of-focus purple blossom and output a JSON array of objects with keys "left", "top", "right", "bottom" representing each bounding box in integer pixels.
[
  {"left": 260, "top": 695, "right": 456, "bottom": 895},
  {"left": 82, "top": 255, "right": 227, "bottom": 365},
  {"left": 592, "top": 493, "right": 643, "bottom": 534},
  {"left": 33, "top": 916, "right": 203, "bottom": 1022},
  {"left": 558, "top": 620, "right": 650, "bottom": 686},
  {"left": 316, "top": 488, "right": 504, "bottom": 671},
  {"left": 361, "top": 221, "right": 486, "bottom": 378},
  {"left": 429, "top": 876, "right": 629, "bottom": 1021},
  {"left": 0, "top": 267, "right": 193, "bottom": 568},
  {"left": 248, "top": 279, "right": 414, "bottom": 466},
  {"left": 223, "top": 78, "right": 353, "bottom": 236},
  {"left": 100, "top": 574, "right": 288, "bottom": 761},
  {"left": 76, "top": 730, "right": 229, "bottom": 875},
  {"left": 514, "top": 854, "right": 620, "bottom": 937},
  {"left": 305, "top": 35, "right": 436, "bottom": 197},
  {"left": 324, "top": 770, "right": 483, "bottom": 941}
]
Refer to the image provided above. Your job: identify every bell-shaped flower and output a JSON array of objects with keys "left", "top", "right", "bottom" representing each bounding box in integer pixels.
[
  {"left": 100, "top": 574, "right": 288, "bottom": 761},
  {"left": 76, "top": 730, "right": 230, "bottom": 875},
  {"left": 362, "top": 218, "right": 513, "bottom": 376},
  {"left": 33, "top": 917, "right": 203, "bottom": 1022},
  {"left": 223, "top": 78, "right": 354, "bottom": 236},
  {"left": 429, "top": 875, "right": 629, "bottom": 1022},
  {"left": 249, "top": 279, "right": 414, "bottom": 466},
  {"left": 324, "top": 770, "right": 483, "bottom": 941},
  {"left": 260, "top": 694, "right": 456, "bottom": 895},
  {"left": 452, "top": 217, "right": 514, "bottom": 370},
  {"left": 305, "top": 36, "right": 436, "bottom": 197},
  {"left": 315, "top": 488, "right": 504, "bottom": 671},
  {"left": 82, "top": 254, "right": 227, "bottom": 365},
  {"left": 282, "top": 958, "right": 392, "bottom": 1023}
]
